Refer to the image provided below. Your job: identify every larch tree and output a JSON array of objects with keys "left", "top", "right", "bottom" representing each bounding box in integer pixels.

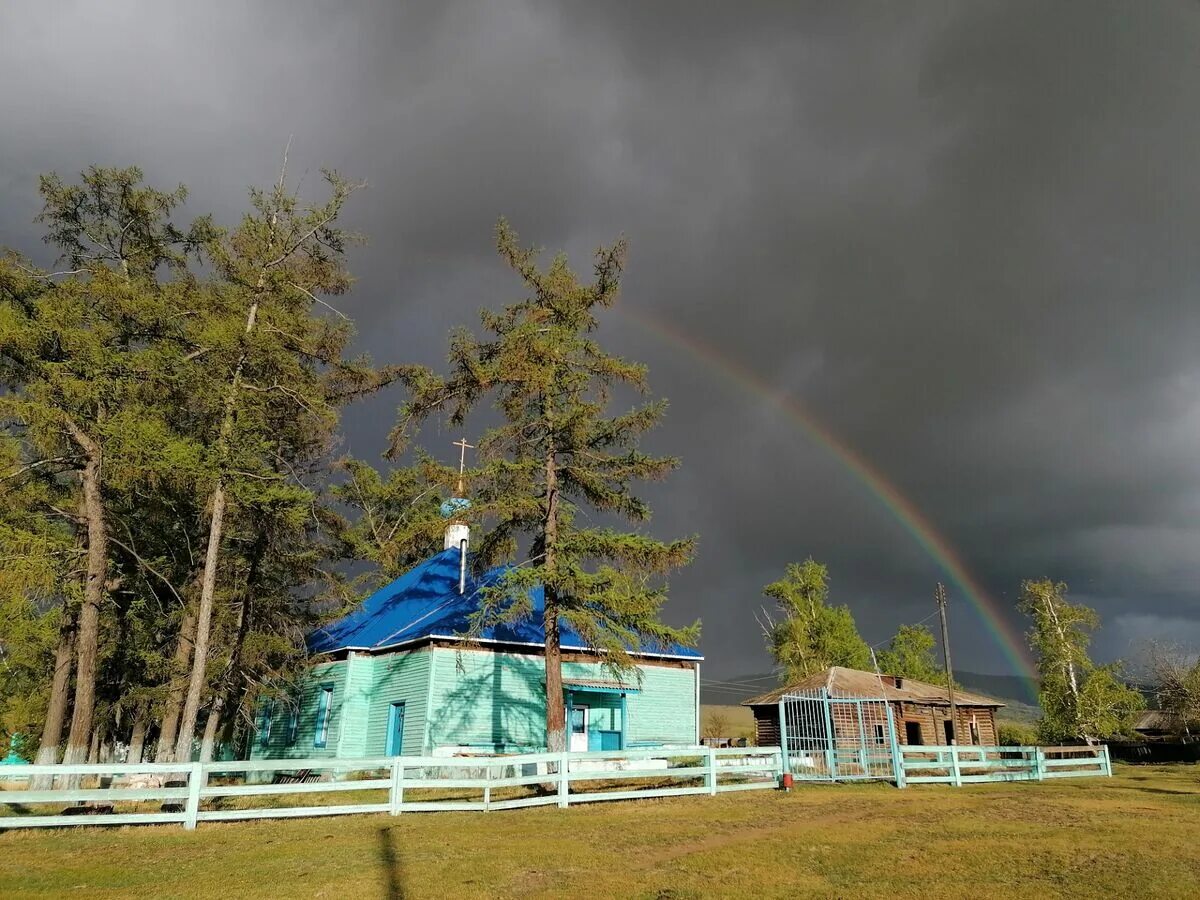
[
  {"left": 0, "top": 432, "right": 78, "bottom": 764},
  {"left": 171, "top": 163, "right": 393, "bottom": 761},
  {"left": 395, "top": 219, "right": 698, "bottom": 752},
  {"left": 323, "top": 454, "right": 457, "bottom": 597},
  {"left": 0, "top": 167, "right": 211, "bottom": 765},
  {"left": 763, "top": 559, "right": 871, "bottom": 681},
  {"left": 1018, "top": 578, "right": 1143, "bottom": 743}
]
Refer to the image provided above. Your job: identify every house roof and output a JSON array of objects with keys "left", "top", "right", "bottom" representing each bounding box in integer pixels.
[
  {"left": 1134, "top": 710, "right": 1175, "bottom": 732},
  {"left": 307, "top": 547, "right": 703, "bottom": 661},
  {"left": 741, "top": 666, "right": 1004, "bottom": 708}
]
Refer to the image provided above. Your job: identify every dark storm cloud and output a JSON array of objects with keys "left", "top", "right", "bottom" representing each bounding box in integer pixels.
[{"left": 3, "top": 0, "right": 1198, "bottom": 676}]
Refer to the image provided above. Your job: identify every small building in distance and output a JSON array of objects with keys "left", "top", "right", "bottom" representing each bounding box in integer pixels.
[
  {"left": 1131, "top": 710, "right": 1177, "bottom": 742},
  {"left": 742, "top": 666, "right": 1004, "bottom": 747}
]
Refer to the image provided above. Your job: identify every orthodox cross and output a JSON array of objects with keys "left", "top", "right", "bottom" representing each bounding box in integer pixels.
[{"left": 452, "top": 438, "right": 474, "bottom": 494}]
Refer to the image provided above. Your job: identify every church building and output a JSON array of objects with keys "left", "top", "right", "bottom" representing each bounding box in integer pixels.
[{"left": 250, "top": 471, "right": 701, "bottom": 760}]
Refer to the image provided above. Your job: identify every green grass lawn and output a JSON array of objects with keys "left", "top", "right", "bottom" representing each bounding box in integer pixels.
[{"left": 3, "top": 764, "right": 1198, "bottom": 899}]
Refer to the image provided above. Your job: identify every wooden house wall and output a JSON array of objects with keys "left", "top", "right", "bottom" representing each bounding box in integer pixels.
[
  {"left": 753, "top": 707, "right": 780, "bottom": 747},
  {"left": 251, "top": 659, "right": 348, "bottom": 759},
  {"left": 425, "top": 647, "right": 697, "bottom": 751},
  {"left": 894, "top": 703, "right": 997, "bottom": 746},
  {"left": 336, "top": 653, "right": 374, "bottom": 757},
  {"left": 250, "top": 645, "right": 698, "bottom": 758},
  {"left": 363, "top": 648, "right": 432, "bottom": 755}
]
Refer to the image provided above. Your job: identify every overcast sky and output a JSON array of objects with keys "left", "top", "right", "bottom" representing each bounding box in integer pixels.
[{"left": 3, "top": 1, "right": 1199, "bottom": 679}]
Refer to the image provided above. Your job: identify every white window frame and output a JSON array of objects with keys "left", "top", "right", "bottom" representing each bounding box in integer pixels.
[{"left": 314, "top": 685, "right": 334, "bottom": 749}]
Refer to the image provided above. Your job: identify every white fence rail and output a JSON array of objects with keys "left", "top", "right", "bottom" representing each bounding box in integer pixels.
[
  {"left": 898, "top": 744, "right": 1112, "bottom": 787},
  {"left": 0, "top": 746, "right": 783, "bottom": 831}
]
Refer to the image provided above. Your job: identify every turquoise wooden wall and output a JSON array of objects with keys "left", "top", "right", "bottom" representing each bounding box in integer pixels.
[
  {"left": 363, "top": 648, "right": 431, "bottom": 755},
  {"left": 251, "top": 659, "right": 348, "bottom": 759},
  {"left": 427, "top": 647, "right": 697, "bottom": 751},
  {"left": 250, "top": 646, "right": 697, "bottom": 758}
]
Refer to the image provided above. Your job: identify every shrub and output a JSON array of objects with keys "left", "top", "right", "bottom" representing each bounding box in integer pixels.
[{"left": 998, "top": 723, "right": 1038, "bottom": 746}]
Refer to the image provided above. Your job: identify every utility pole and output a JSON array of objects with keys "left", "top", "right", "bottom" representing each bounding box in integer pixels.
[{"left": 935, "top": 583, "right": 959, "bottom": 745}]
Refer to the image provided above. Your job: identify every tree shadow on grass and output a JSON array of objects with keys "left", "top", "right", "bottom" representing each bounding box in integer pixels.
[
  {"left": 1105, "top": 783, "right": 1199, "bottom": 797},
  {"left": 378, "top": 826, "right": 405, "bottom": 899}
]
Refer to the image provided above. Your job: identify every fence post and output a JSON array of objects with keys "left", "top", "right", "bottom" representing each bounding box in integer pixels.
[
  {"left": 1033, "top": 746, "right": 1045, "bottom": 782},
  {"left": 558, "top": 752, "right": 570, "bottom": 809},
  {"left": 886, "top": 706, "right": 905, "bottom": 789},
  {"left": 707, "top": 746, "right": 718, "bottom": 796},
  {"left": 1102, "top": 744, "right": 1113, "bottom": 777},
  {"left": 484, "top": 761, "right": 492, "bottom": 811},
  {"left": 777, "top": 698, "right": 790, "bottom": 780},
  {"left": 183, "top": 761, "right": 203, "bottom": 830},
  {"left": 820, "top": 691, "right": 837, "bottom": 780},
  {"left": 389, "top": 758, "right": 403, "bottom": 815},
  {"left": 949, "top": 744, "right": 962, "bottom": 787}
]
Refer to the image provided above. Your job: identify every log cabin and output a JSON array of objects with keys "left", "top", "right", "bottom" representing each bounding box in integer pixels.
[{"left": 743, "top": 666, "right": 1003, "bottom": 747}]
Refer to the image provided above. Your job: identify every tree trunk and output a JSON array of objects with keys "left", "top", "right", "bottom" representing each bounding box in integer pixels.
[
  {"left": 200, "top": 696, "right": 224, "bottom": 763},
  {"left": 544, "top": 590, "right": 565, "bottom": 753},
  {"left": 155, "top": 607, "right": 197, "bottom": 761},
  {"left": 173, "top": 296, "right": 261, "bottom": 763},
  {"left": 200, "top": 554, "right": 256, "bottom": 765},
  {"left": 1043, "top": 595, "right": 1089, "bottom": 742},
  {"left": 542, "top": 442, "right": 565, "bottom": 754},
  {"left": 174, "top": 483, "right": 227, "bottom": 763},
  {"left": 34, "top": 611, "right": 76, "bottom": 766},
  {"left": 62, "top": 438, "right": 107, "bottom": 766},
  {"left": 127, "top": 718, "right": 147, "bottom": 765},
  {"left": 86, "top": 727, "right": 101, "bottom": 764}
]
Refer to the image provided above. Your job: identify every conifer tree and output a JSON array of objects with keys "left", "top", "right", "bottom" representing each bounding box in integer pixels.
[
  {"left": 0, "top": 167, "right": 211, "bottom": 764},
  {"left": 395, "top": 220, "right": 698, "bottom": 751},
  {"left": 0, "top": 433, "right": 78, "bottom": 764},
  {"left": 1019, "top": 578, "right": 1143, "bottom": 743},
  {"left": 763, "top": 559, "right": 871, "bottom": 680},
  {"left": 324, "top": 455, "right": 454, "bottom": 595},
  {"left": 171, "top": 163, "right": 391, "bottom": 761}
]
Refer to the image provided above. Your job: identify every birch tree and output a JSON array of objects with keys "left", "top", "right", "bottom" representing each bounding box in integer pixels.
[
  {"left": 763, "top": 559, "right": 871, "bottom": 680},
  {"left": 1019, "top": 578, "right": 1143, "bottom": 743}
]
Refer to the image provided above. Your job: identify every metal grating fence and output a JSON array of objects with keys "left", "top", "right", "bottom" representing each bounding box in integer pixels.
[{"left": 778, "top": 688, "right": 900, "bottom": 781}]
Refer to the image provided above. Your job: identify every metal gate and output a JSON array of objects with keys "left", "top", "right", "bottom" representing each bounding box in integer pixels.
[{"left": 778, "top": 688, "right": 900, "bottom": 781}]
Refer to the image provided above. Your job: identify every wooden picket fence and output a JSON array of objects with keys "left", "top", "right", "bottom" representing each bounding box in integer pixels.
[
  {"left": 898, "top": 743, "right": 1112, "bottom": 787},
  {"left": 0, "top": 745, "right": 783, "bottom": 831}
]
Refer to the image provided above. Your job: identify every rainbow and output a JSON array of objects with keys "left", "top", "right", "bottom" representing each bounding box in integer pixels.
[{"left": 620, "top": 307, "right": 1037, "bottom": 690}]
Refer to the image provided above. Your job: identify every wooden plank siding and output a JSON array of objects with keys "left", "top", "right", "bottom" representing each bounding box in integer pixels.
[
  {"left": 895, "top": 703, "right": 997, "bottom": 747},
  {"left": 336, "top": 653, "right": 374, "bottom": 757},
  {"left": 364, "top": 648, "right": 432, "bottom": 755},
  {"left": 426, "top": 647, "right": 698, "bottom": 751},
  {"left": 251, "top": 645, "right": 697, "bottom": 758},
  {"left": 752, "top": 707, "right": 780, "bottom": 748},
  {"left": 251, "top": 659, "right": 349, "bottom": 760}
]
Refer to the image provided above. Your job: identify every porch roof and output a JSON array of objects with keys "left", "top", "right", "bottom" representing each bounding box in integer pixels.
[{"left": 564, "top": 679, "right": 642, "bottom": 695}]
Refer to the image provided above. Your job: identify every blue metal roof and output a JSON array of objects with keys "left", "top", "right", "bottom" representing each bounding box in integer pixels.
[{"left": 307, "top": 548, "right": 703, "bottom": 660}]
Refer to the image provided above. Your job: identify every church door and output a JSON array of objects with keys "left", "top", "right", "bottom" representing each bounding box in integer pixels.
[
  {"left": 568, "top": 705, "right": 589, "bottom": 752},
  {"left": 386, "top": 702, "right": 406, "bottom": 756}
]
